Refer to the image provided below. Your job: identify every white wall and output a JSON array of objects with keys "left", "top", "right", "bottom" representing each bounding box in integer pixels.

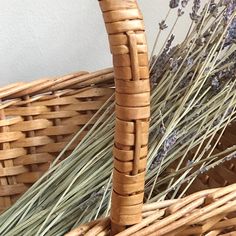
[{"left": 0, "top": 0, "right": 207, "bottom": 86}]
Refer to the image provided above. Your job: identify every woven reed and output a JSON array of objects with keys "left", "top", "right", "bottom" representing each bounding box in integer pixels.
[
  {"left": 0, "top": 68, "right": 114, "bottom": 212},
  {"left": 66, "top": 183, "right": 236, "bottom": 236}
]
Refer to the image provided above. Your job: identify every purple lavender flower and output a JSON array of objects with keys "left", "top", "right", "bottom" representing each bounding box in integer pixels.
[
  {"left": 211, "top": 77, "right": 220, "bottom": 91},
  {"left": 223, "top": 0, "right": 232, "bottom": 5},
  {"left": 170, "top": 56, "right": 182, "bottom": 73},
  {"left": 149, "top": 131, "right": 178, "bottom": 170},
  {"left": 200, "top": 166, "right": 209, "bottom": 174},
  {"left": 159, "top": 20, "right": 168, "bottom": 30},
  {"left": 229, "top": 18, "right": 236, "bottom": 38},
  {"left": 181, "top": 0, "right": 189, "bottom": 8},
  {"left": 79, "top": 188, "right": 104, "bottom": 210},
  {"left": 164, "top": 131, "right": 177, "bottom": 152},
  {"left": 178, "top": 8, "right": 185, "bottom": 16},
  {"left": 224, "top": 18, "right": 236, "bottom": 47},
  {"left": 170, "top": 0, "right": 180, "bottom": 8},
  {"left": 192, "top": 0, "right": 201, "bottom": 12},
  {"left": 190, "top": 0, "right": 201, "bottom": 22},
  {"left": 196, "top": 37, "right": 205, "bottom": 46},
  {"left": 149, "top": 148, "right": 166, "bottom": 170},
  {"left": 190, "top": 12, "right": 201, "bottom": 22},
  {"left": 150, "top": 35, "right": 176, "bottom": 83},
  {"left": 209, "top": 0, "right": 218, "bottom": 17},
  {"left": 170, "top": 58, "right": 179, "bottom": 72},
  {"left": 186, "top": 160, "right": 194, "bottom": 166},
  {"left": 160, "top": 124, "right": 166, "bottom": 135},
  {"left": 187, "top": 57, "right": 194, "bottom": 67},
  {"left": 224, "top": 0, "right": 236, "bottom": 22},
  {"left": 178, "top": 72, "right": 192, "bottom": 89},
  {"left": 165, "top": 34, "right": 175, "bottom": 54}
]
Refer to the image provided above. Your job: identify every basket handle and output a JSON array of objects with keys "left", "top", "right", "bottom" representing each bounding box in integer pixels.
[{"left": 99, "top": 0, "right": 150, "bottom": 234}]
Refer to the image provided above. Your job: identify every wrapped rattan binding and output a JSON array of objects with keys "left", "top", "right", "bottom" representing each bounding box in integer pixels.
[{"left": 99, "top": 0, "right": 150, "bottom": 233}]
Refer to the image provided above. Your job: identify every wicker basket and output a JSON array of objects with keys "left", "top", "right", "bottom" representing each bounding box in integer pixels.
[{"left": 1, "top": 0, "right": 236, "bottom": 235}]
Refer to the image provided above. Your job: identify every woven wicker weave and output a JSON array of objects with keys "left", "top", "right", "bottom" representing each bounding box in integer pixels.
[
  {"left": 0, "top": 68, "right": 114, "bottom": 212},
  {"left": 66, "top": 183, "right": 236, "bottom": 236}
]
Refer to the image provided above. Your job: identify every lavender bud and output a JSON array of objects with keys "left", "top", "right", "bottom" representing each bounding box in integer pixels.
[
  {"left": 213, "top": 116, "right": 222, "bottom": 126},
  {"left": 223, "top": 0, "right": 231, "bottom": 5},
  {"left": 224, "top": 18, "right": 236, "bottom": 47},
  {"left": 190, "top": 0, "right": 201, "bottom": 22},
  {"left": 211, "top": 77, "right": 220, "bottom": 91},
  {"left": 190, "top": 12, "right": 201, "bottom": 23},
  {"left": 164, "top": 131, "right": 177, "bottom": 152},
  {"left": 150, "top": 148, "right": 166, "bottom": 170},
  {"left": 170, "top": 58, "right": 179, "bottom": 72},
  {"left": 169, "top": 0, "right": 180, "bottom": 8},
  {"left": 181, "top": 0, "right": 189, "bottom": 8},
  {"left": 178, "top": 8, "right": 185, "bottom": 16},
  {"left": 209, "top": 0, "right": 218, "bottom": 17},
  {"left": 187, "top": 57, "right": 194, "bottom": 67},
  {"left": 225, "top": 107, "right": 234, "bottom": 116},
  {"left": 192, "top": 0, "right": 201, "bottom": 12},
  {"left": 164, "top": 34, "right": 175, "bottom": 54},
  {"left": 159, "top": 20, "right": 168, "bottom": 30},
  {"left": 224, "top": 1, "right": 236, "bottom": 22},
  {"left": 160, "top": 124, "right": 166, "bottom": 135}
]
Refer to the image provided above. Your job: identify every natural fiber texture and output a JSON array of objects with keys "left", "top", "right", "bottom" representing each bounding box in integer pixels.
[
  {"left": 0, "top": 68, "right": 114, "bottom": 212},
  {"left": 66, "top": 183, "right": 236, "bottom": 236},
  {"left": 183, "top": 125, "right": 236, "bottom": 195},
  {"left": 99, "top": 0, "right": 150, "bottom": 231},
  {"left": 1, "top": 0, "right": 236, "bottom": 235}
]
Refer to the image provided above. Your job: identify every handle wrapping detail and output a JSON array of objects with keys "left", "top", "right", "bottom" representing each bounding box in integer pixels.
[{"left": 99, "top": 0, "right": 150, "bottom": 233}]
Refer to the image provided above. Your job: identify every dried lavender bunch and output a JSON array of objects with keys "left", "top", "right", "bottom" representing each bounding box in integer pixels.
[
  {"left": 151, "top": 34, "right": 176, "bottom": 83},
  {"left": 147, "top": 0, "right": 236, "bottom": 200}
]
